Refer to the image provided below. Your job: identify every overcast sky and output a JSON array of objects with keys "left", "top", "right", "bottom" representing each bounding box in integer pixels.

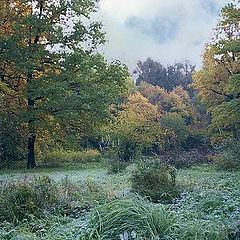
[{"left": 96, "top": 0, "right": 230, "bottom": 71}]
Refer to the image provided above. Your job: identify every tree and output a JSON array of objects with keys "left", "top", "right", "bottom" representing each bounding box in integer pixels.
[
  {"left": 138, "top": 81, "right": 208, "bottom": 150},
  {"left": 104, "top": 92, "right": 170, "bottom": 161},
  {"left": 193, "top": 2, "right": 240, "bottom": 141},
  {"left": 138, "top": 82, "right": 194, "bottom": 120},
  {"left": 0, "top": 0, "right": 129, "bottom": 168},
  {"left": 160, "top": 112, "right": 189, "bottom": 148},
  {"left": 135, "top": 58, "right": 195, "bottom": 91},
  {"left": 0, "top": 89, "right": 26, "bottom": 167}
]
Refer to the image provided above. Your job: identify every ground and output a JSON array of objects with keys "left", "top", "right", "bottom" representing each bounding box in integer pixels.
[{"left": 0, "top": 164, "right": 240, "bottom": 239}]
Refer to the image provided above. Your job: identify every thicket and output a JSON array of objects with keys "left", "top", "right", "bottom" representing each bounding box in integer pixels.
[
  {"left": 160, "top": 149, "right": 210, "bottom": 168},
  {"left": 107, "top": 158, "right": 129, "bottom": 174}
]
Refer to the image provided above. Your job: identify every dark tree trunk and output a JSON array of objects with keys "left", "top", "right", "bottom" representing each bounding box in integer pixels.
[
  {"left": 27, "top": 133, "right": 36, "bottom": 169},
  {"left": 27, "top": 73, "right": 36, "bottom": 169}
]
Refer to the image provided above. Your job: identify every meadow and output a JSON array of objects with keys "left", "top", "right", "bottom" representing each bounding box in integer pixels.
[
  {"left": 0, "top": 1, "right": 239, "bottom": 239},
  {"left": 0, "top": 163, "right": 239, "bottom": 240}
]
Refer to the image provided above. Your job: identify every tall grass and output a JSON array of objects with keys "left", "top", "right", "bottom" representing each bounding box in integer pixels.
[
  {"left": 80, "top": 197, "right": 176, "bottom": 239},
  {"left": 0, "top": 176, "right": 109, "bottom": 223},
  {"left": 0, "top": 176, "right": 58, "bottom": 223}
]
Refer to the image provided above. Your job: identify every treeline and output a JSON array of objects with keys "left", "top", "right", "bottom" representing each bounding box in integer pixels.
[
  {"left": 99, "top": 61, "right": 205, "bottom": 161},
  {"left": 0, "top": 0, "right": 239, "bottom": 169}
]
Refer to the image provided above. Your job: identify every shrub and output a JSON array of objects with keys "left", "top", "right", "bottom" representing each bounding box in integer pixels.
[
  {"left": 131, "top": 159, "right": 180, "bottom": 202},
  {"left": 214, "top": 139, "right": 240, "bottom": 170},
  {"left": 40, "top": 149, "right": 102, "bottom": 167},
  {"left": 80, "top": 197, "right": 176, "bottom": 239}
]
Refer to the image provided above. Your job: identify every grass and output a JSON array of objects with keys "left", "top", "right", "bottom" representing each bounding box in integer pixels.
[
  {"left": 0, "top": 164, "right": 240, "bottom": 239},
  {"left": 80, "top": 197, "right": 176, "bottom": 239},
  {"left": 174, "top": 167, "right": 240, "bottom": 240}
]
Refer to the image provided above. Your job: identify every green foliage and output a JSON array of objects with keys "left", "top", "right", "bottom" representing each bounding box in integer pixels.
[
  {"left": 209, "top": 99, "right": 240, "bottom": 133},
  {"left": 80, "top": 197, "right": 176, "bottom": 239},
  {"left": 0, "top": 0, "right": 130, "bottom": 168},
  {"left": 173, "top": 168, "right": 240, "bottom": 240},
  {"left": 0, "top": 166, "right": 240, "bottom": 239},
  {"left": 136, "top": 58, "right": 195, "bottom": 91},
  {"left": 77, "top": 178, "right": 110, "bottom": 210},
  {"left": 40, "top": 149, "right": 102, "bottom": 167},
  {"left": 227, "top": 74, "right": 240, "bottom": 95},
  {"left": 50, "top": 177, "right": 109, "bottom": 218},
  {"left": 137, "top": 82, "right": 205, "bottom": 152},
  {"left": 110, "top": 137, "right": 142, "bottom": 163},
  {"left": 0, "top": 176, "right": 58, "bottom": 223},
  {"left": 131, "top": 159, "right": 180, "bottom": 202},
  {"left": 214, "top": 139, "right": 240, "bottom": 170},
  {"left": 107, "top": 159, "right": 128, "bottom": 174},
  {"left": 160, "top": 112, "right": 189, "bottom": 148},
  {"left": 138, "top": 82, "right": 194, "bottom": 119},
  {"left": 0, "top": 176, "right": 109, "bottom": 224},
  {"left": 0, "top": 215, "right": 82, "bottom": 240},
  {"left": 0, "top": 95, "right": 26, "bottom": 165},
  {"left": 174, "top": 221, "right": 228, "bottom": 240},
  {"left": 193, "top": 2, "right": 240, "bottom": 139},
  {"left": 103, "top": 92, "right": 166, "bottom": 161}
]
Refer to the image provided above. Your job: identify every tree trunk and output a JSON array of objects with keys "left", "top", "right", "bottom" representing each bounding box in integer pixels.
[
  {"left": 27, "top": 133, "right": 36, "bottom": 169},
  {"left": 27, "top": 73, "right": 36, "bottom": 169}
]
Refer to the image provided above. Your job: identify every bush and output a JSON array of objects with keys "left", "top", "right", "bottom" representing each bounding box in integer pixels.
[
  {"left": 80, "top": 197, "right": 176, "bottom": 239},
  {"left": 40, "top": 149, "right": 102, "bottom": 167},
  {"left": 131, "top": 159, "right": 180, "bottom": 202},
  {"left": 214, "top": 139, "right": 240, "bottom": 170},
  {"left": 114, "top": 139, "right": 142, "bottom": 162}
]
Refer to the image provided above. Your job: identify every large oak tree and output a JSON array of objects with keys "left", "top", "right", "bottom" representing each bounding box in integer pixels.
[{"left": 0, "top": 0, "right": 129, "bottom": 168}]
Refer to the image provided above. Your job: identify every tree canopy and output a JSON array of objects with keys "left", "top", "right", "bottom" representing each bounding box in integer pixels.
[
  {"left": 193, "top": 2, "right": 240, "bottom": 141},
  {"left": 0, "top": 0, "right": 130, "bottom": 168},
  {"left": 135, "top": 58, "right": 195, "bottom": 91}
]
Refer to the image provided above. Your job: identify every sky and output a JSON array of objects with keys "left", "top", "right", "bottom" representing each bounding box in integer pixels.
[{"left": 96, "top": 0, "right": 230, "bottom": 71}]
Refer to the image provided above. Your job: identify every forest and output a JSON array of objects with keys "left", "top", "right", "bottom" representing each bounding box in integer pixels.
[{"left": 0, "top": 0, "right": 239, "bottom": 239}]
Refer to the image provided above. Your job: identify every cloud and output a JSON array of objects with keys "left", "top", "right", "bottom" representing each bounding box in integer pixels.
[
  {"left": 96, "top": 0, "right": 230, "bottom": 71},
  {"left": 125, "top": 15, "right": 181, "bottom": 44}
]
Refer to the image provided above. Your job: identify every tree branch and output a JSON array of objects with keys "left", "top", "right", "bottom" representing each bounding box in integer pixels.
[{"left": 206, "top": 88, "right": 234, "bottom": 100}]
